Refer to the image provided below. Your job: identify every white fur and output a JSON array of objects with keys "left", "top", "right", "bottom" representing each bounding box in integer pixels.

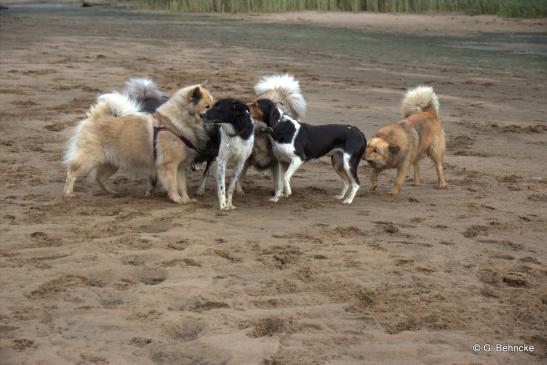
[
  {"left": 123, "top": 77, "right": 163, "bottom": 101},
  {"left": 95, "top": 92, "right": 143, "bottom": 117},
  {"left": 401, "top": 85, "right": 439, "bottom": 118},
  {"left": 255, "top": 73, "right": 307, "bottom": 118},
  {"left": 63, "top": 119, "right": 85, "bottom": 166}
]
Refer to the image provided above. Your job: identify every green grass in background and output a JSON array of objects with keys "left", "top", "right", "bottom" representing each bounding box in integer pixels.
[{"left": 128, "top": 0, "right": 547, "bottom": 17}]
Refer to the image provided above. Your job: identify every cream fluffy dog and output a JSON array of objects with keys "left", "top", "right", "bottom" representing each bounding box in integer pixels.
[{"left": 63, "top": 84, "right": 214, "bottom": 203}]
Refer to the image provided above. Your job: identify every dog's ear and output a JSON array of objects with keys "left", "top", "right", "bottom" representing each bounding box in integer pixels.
[
  {"left": 388, "top": 144, "right": 400, "bottom": 155},
  {"left": 268, "top": 106, "right": 281, "bottom": 127},
  {"left": 189, "top": 86, "right": 202, "bottom": 104}
]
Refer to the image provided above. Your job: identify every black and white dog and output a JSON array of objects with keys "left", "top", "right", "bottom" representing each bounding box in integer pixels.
[
  {"left": 202, "top": 99, "right": 255, "bottom": 210},
  {"left": 263, "top": 100, "right": 366, "bottom": 204}
]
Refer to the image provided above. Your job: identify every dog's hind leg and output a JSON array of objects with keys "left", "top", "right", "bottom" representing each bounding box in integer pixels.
[
  {"left": 63, "top": 159, "right": 96, "bottom": 198},
  {"left": 342, "top": 153, "right": 360, "bottom": 204},
  {"left": 429, "top": 142, "right": 448, "bottom": 189},
  {"left": 95, "top": 163, "right": 119, "bottom": 195},
  {"left": 413, "top": 160, "right": 420, "bottom": 186},
  {"left": 331, "top": 152, "right": 350, "bottom": 200},
  {"left": 196, "top": 159, "right": 213, "bottom": 196},
  {"left": 226, "top": 158, "right": 247, "bottom": 210}
]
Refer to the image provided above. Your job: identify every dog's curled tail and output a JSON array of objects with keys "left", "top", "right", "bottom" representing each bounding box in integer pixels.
[
  {"left": 402, "top": 85, "right": 439, "bottom": 118},
  {"left": 255, "top": 73, "right": 307, "bottom": 118},
  {"left": 123, "top": 77, "right": 163, "bottom": 101},
  {"left": 87, "top": 92, "right": 142, "bottom": 119}
]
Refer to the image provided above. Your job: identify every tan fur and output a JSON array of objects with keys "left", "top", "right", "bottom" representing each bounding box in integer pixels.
[
  {"left": 63, "top": 84, "right": 214, "bottom": 204},
  {"left": 365, "top": 105, "right": 447, "bottom": 196}
]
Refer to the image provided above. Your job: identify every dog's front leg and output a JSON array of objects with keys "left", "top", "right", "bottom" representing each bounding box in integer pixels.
[
  {"left": 158, "top": 162, "right": 186, "bottom": 204},
  {"left": 177, "top": 166, "right": 194, "bottom": 203},
  {"left": 270, "top": 161, "right": 279, "bottom": 196},
  {"left": 370, "top": 169, "right": 379, "bottom": 191},
  {"left": 196, "top": 159, "right": 213, "bottom": 196},
  {"left": 270, "top": 162, "right": 285, "bottom": 202},
  {"left": 389, "top": 159, "right": 411, "bottom": 196},
  {"left": 283, "top": 158, "right": 303, "bottom": 198},
  {"left": 216, "top": 158, "right": 227, "bottom": 210},
  {"left": 226, "top": 158, "right": 247, "bottom": 210},
  {"left": 145, "top": 175, "right": 157, "bottom": 197},
  {"left": 235, "top": 160, "right": 250, "bottom": 195}
]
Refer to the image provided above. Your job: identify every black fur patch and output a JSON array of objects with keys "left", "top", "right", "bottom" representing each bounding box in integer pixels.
[
  {"left": 142, "top": 96, "right": 169, "bottom": 113},
  {"left": 190, "top": 86, "right": 202, "bottom": 104},
  {"left": 270, "top": 120, "right": 296, "bottom": 144},
  {"left": 203, "top": 98, "right": 254, "bottom": 140},
  {"left": 255, "top": 99, "right": 281, "bottom": 127},
  {"left": 388, "top": 144, "right": 400, "bottom": 155}
]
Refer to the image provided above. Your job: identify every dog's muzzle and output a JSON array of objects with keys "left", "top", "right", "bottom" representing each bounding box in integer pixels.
[{"left": 365, "top": 159, "right": 377, "bottom": 167}]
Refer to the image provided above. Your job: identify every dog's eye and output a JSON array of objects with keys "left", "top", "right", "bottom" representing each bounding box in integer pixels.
[{"left": 373, "top": 148, "right": 378, "bottom": 153}]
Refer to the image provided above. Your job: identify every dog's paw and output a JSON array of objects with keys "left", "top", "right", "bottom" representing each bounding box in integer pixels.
[
  {"left": 387, "top": 189, "right": 399, "bottom": 196},
  {"left": 171, "top": 196, "right": 193, "bottom": 204},
  {"left": 63, "top": 193, "right": 74, "bottom": 198},
  {"left": 439, "top": 182, "right": 448, "bottom": 189},
  {"left": 269, "top": 196, "right": 280, "bottom": 203},
  {"left": 335, "top": 193, "right": 346, "bottom": 200},
  {"left": 171, "top": 197, "right": 184, "bottom": 204},
  {"left": 342, "top": 198, "right": 354, "bottom": 204},
  {"left": 195, "top": 189, "right": 205, "bottom": 196}
]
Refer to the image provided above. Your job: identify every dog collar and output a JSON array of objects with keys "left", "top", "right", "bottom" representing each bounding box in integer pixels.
[{"left": 152, "top": 112, "right": 198, "bottom": 160}]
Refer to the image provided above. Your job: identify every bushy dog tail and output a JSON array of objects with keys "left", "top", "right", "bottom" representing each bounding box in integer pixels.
[
  {"left": 255, "top": 73, "right": 307, "bottom": 118},
  {"left": 87, "top": 92, "right": 142, "bottom": 119},
  {"left": 123, "top": 77, "right": 163, "bottom": 102},
  {"left": 402, "top": 85, "right": 439, "bottom": 118},
  {"left": 64, "top": 92, "right": 141, "bottom": 166}
]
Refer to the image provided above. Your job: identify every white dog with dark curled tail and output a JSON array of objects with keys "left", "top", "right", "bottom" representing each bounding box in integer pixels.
[{"left": 201, "top": 98, "right": 255, "bottom": 211}]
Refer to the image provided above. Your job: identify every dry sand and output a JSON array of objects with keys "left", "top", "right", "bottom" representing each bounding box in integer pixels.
[{"left": 0, "top": 4, "right": 546, "bottom": 365}]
